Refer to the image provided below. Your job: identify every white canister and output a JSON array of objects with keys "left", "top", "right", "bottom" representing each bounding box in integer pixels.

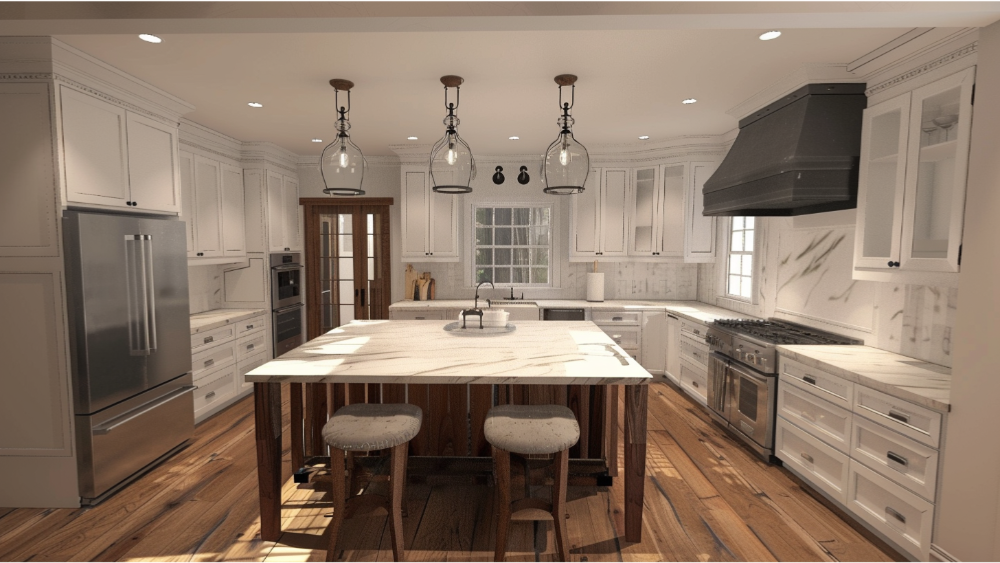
[{"left": 586, "top": 272, "right": 605, "bottom": 302}]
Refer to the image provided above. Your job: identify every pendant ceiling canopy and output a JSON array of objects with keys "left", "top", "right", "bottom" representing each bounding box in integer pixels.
[
  {"left": 543, "top": 74, "right": 590, "bottom": 195},
  {"left": 429, "top": 75, "right": 476, "bottom": 194},
  {"left": 321, "top": 79, "right": 367, "bottom": 196}
]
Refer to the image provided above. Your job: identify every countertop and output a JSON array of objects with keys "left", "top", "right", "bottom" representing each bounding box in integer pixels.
[
  {"left": 190, "top": 308, "right": 269, "bottom": 335},
  {"left": 388, "top": 299, "right": 753, "bottom": 325},
  {"left": 246, "top": 320, "right": 652, "bottom": 385},
  {"left": 777, "top": 345, "right": 951, "bottom": 412}
]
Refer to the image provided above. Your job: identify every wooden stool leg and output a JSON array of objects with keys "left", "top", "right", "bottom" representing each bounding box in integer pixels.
[
  {"left": 493, "top": 447, "right": 511, "bottom": 562},
  {"left": 552, "top": 449, "right": 570, "bottom": 561},
  {"left": 389, "top": 443, "right": 407, "bottom": 562},
  {"left": 327, "top": 448, "right": 347, "bottom": 561},
  {"left": 401, "top": 447, "right": 410, "bottom": 517}
]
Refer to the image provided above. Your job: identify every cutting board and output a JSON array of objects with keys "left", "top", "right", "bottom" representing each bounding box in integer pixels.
[{"left": 404, "top": 264, "right": 417, "bottom": 301}]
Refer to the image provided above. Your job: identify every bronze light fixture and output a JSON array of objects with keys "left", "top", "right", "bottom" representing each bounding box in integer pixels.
[
  {"left": 321, "top": 79, "right": 366, "bottom": 196},
  {"left": 543, "top": 74, "right": 590, "bottom": 195},
  {"left": 429, "top": 75, "right": 476, "bottom": 194}
]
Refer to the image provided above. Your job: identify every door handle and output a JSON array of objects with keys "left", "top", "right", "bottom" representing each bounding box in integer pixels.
[
  {"left": 803, "top": 376, "right": 817, "bottom": 385},
  {"left": 887, "top": 451, "right": 909, "bottom": 467},
  {"left": 93, "top": 386, "right": 196, "bottom": 435},
  {"left": 888, "top": 409, "right": 910, "bottom": 424},
  {"left": 360, "top": 288, "right": 366, "bottom": 307}
]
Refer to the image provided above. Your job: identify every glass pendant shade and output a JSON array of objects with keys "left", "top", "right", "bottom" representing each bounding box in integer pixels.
[
  {"left": 321, "top": 79, "right": 366, "bottom": 196},
  {"left": 430, "top": 76, "right": 476, "bottom": 194},
  {"left": 543, "top": 74, "right": 590, "bottom": 195}
]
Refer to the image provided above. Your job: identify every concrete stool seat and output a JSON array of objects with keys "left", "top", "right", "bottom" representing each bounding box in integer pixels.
[
  {"left": 323, "top": 403, "right": 421, "bottom": 562},
  {"left": 486, "top": 404, "right": 580, "bottom": 562}
]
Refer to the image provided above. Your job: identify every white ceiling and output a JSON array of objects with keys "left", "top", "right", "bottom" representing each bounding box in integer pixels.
[{"left": 31, "top": 3, "right": 1000, "bottom": 157}]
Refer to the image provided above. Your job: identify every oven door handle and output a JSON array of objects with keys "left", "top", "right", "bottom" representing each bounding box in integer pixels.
[
  {"left": 272, "top": 264, "right": 303, "bottom": 272},
  {"left": 274, "top": 303, "right": 304, "bottom": 314}
]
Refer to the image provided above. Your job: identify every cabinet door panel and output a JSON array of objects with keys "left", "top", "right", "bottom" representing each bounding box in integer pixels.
[
  {"left": 600, "top": 169, "right": 629, "bottom": 256},
  {"left": 899, "top": 67, "right": 974, "bottom": 273},
  {"left": 193, "top": 155, "right": 223, "bottom": 256},
  {"left": 665, "top": 313, "right": 680, "bottom": 383},
  {"left": 570, "top": 168, "right": 601, "bottom": 257},
  {"left": 640, "top": 311, "right": 666, "bottom": 375},
  {"left": 221, "top": 164, "right": 246, "bottom": 255},
  {"left": 429, "top": 189, "right": 457, "bottom": 257},
  {"left": 660, "top": 164, "right": 686, "bottom": 256},
  {"left": 855, "top": 94, "right": 910, "bottom": 269},
  {"left": 685, "top": 162, "right": 717, "bottom": 261},
  {"left": 126, "top": 112, "right": 179, "bottom": 213},
  {"left": 629, "top": 167, "right": 658, "bottom": 256},
  {"left": 178, "top": 151, "right": 197, "bottom": 257},
  {"left": 402, "top": 171, "right": 429, "bottom": 257},
  {"left": 283, "top": 176, "right": 300, "bottom": 251},
  {"left": 266, "top": 171, "right": 285, "bottom": 252},
  {"left": 60, "top": 87, "right": 129, "bottom": 207}
]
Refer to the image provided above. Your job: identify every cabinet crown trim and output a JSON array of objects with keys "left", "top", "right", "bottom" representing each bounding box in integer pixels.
[{"left": 865, "top": 41, "right": 977, "bottom": 97}]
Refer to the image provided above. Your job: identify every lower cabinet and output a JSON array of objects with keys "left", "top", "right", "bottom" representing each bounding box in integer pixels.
[
  {"left": 190, "top": 312, "right": 270, "bottom": 423},
  {"left": 678, "top": 358, "right": 708, "bottom": 405},
  {"left": 848, "top": 460, "right": 934, "bottom": 561},
  {"left": 776, "top": 417, "right": 851, "bottom": 504}
]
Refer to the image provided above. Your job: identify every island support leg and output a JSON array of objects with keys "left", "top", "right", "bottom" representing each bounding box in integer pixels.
[
  {"left": 623, "top": 384, "right": 648, "bottom": 543},
  {"left": 255, "top": 382, "right": 283, "bottom": 541}
]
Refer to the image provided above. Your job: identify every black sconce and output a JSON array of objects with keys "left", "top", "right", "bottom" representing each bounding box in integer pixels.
[
  {"left": 517, "top": 166, "right": 530, "bottom": 185},
  {"left": 492, "top": 166, "right": 505, "bottom": 185}
]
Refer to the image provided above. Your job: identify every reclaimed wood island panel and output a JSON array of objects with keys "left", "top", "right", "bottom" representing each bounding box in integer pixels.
[{"left": 246, "top": 320, "right": 652, "bottom": 543}]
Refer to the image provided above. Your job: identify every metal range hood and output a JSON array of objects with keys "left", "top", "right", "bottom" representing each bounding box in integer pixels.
[{"left": 703, "top": 83, "right": 867, "bottom": 217}]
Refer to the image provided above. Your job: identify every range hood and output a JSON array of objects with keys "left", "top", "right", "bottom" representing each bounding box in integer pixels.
[{"left": 703, "top": 83, "right": 867, "bottom": 217}]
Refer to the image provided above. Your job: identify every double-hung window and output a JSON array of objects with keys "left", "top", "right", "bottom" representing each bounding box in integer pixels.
[
  {"left": 474, "top": 206, "right": 552, "bottom": 286},
  {"left": 727, "top": 216, "right": 755, "bottom": 300}
]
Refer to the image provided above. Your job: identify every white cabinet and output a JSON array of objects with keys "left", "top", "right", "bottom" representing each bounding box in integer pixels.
[
  {"left": 684, "top": 161, "right": 718, "bottom": 262},
  {"left": 571, "top": 168, "right": 629, "bottom": 260},
  {"left": 193, "top": 155, "right": 223, "bottom": 257},
  {"left": 179, "top": 150, "right": 246, "bottom": 261},
  {"left": 264, "top": 170, "right": 301, "bottom": 253},
  {"left": 190, "top": 312, "right": 269, "bottom": 423},
  {"left": 221, "top": 163, "right": 246, "bottom": 256},
  {"left": 400, "top": 169, "right": 458, "bottom": 261},
  {"left": 59, "top": 86, "right": 179, "bottom": 214},
  {"left": 282, "top": 175, "right": 301, "bottom": 252},
  {"left": 854, "top": 67, "right": 974, "bottom": 285},
  {"left": 629, "top": 165, "right": 686, "bottom": 258},
  {"left": 665, "top": 313, "right": 680, "bottom": 384}
]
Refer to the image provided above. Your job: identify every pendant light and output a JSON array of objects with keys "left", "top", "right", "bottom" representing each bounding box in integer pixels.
[
  {"left": 543, "top": 74, "right": 590, "bottom": 195},
  {"left": 430, "top": 75, "right": 476, "bottom": 194},
  {"left": 321, "top": 79, "right": 366, "bottom": 196}
]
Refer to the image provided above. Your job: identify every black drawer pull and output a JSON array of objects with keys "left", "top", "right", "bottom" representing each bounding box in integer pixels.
[
  {"left": 204, "top": 358, "right": 214, "bottom": 367},
  {"left": 692, "top": 381, "right": 699, "bottom": 389},
  {"left": 887, "top": 451, "right": 909, "bottom": 466},
  {"left": 885, "top": 506, "right": 906, "bottom": 524},
  {"left": 204, "top": 336, "right": 214, "bottom": 344},
  {"left": 612, "top": 316, "right": 623, "bottom": 322},
  {"left": 888, "top": 409, "right": 910, "bottom": 424},
  {"left": 246, "top": 324, "right": 254, "bottom": 330},
  {"left": 803, "top": 376, "right": 817, "bottom": 385},
  {"left": 247, "top": 343, "right": 255, "bottom": 351}
]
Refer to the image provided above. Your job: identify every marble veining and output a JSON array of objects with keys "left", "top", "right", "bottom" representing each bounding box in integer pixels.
[
  {"left": 190, "top": 308, "right": 268, "bottom": 335},
  {"left": 247, "top": 320, "right": 653, "bottom": 385},
  {"left": 778, "top": 345, "right": 951, "bottom": 412}
]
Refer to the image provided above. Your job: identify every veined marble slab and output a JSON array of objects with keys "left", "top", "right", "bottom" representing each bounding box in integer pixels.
[
  {"left": 190, "top": 308, "right": 268, "bottom": 335},
  {"left": 388, "top": 300, "right": 751, "bottom": 325},
  {"left": 778, "top": 345, "right": 951, "bottom": 412},
  {"left": 246, "top": 320, "right": 653, "bottom": 385}
]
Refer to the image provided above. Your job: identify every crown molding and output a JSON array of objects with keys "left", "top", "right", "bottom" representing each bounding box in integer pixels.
[
  {"left": 865, "top": 40, "right": 977, "bottom": 98},
  {"left": 178, "top": 119, "right": 244, "bottom": 162}
]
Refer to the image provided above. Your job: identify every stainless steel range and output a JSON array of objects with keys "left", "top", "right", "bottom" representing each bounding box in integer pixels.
[{"left": 706, "top": 318, "right": 861, "bottom": 460}]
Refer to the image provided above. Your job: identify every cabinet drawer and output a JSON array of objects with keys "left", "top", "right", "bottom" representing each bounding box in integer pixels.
[
  {"left": 389, "top": 309, "right": 446, "bottom": 320},
  {"left": 592, "top": 311, "right": 641, "bottom": 325},
  {"left": 599, "top": 326, "right": 640, "bottom": 349},
  {"left": 776, "top": 417, "right": 850, "bottom": 504},
  {"left": 193, "top": 363, "right": 237, "bottom": 419},
  {"left": 853, "top": 386, "right": 941, "bottom": 448},
  {"left": 847, "top": 460, "right": 933, "bottom": 561},
  {"left": 780, "top": 357, "right": 853, "bottom": 410},
  {"left": 679, "top": 320, "right": 707, "bottom": 340},
  {"left": 237, "top": 330, "right": 268, "bottom": 361},
  {"left": 778, "top": 374, "right": 852, "bottom": 453},
  {"left": 191, "top": 324, "right": 236, "bottom": 353},
  {"left": 679, "top": 359, "right": 707, "bottom": 405},
  {"left": 851, "top": 415, "right": 939, "bottom": 502},
  {"left": 237, "top": 314, "right": 267, "bottom": 335},
  {"left": 679, "top": 337, "right": 709, "bottom": 370},
  {"left": 237, "top": 350, "right": 270, "bottom": 392},
  {"left": 191, "top": 342, "right": 236, "bottom": 381}
]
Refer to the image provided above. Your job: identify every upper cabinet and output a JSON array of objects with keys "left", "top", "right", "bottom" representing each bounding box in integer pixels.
[
  {"left": 252, "top": 170, "right": 301, "bottom": 254},
  {"left": 854, "top": 67, "right": 974, "bottom": 285},
  {"left": 179, "top": 150, "right": 246, "bottom": 261},
  {"left": 60, "top": 86, "right": 180, "bottom": 214},
  {"left": 400, "top": 168, "right": 458, "bottom": 261},
  {"left": 571, "top": 162, "right": 716, "bottom": 262}
]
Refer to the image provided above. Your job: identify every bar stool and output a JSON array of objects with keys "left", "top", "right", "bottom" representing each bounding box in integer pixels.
[
  {"left": 485, "top": 404, "right": 581, "bottom": 562},
  {"left": 322, "top": 403, "right": 422, "bottom": 562}
]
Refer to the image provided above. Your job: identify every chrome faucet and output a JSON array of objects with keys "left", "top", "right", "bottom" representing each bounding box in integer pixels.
[{"left": 474, "top": 281, "right": 494, "bottom": 310}]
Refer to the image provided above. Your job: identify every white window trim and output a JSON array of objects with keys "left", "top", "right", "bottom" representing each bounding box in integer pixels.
[
  {"left": 717, "top": 216, "right": 760, "bottom": 306},
  {"left": 464, "top": 200, "right": 560, "bottom": 289}
]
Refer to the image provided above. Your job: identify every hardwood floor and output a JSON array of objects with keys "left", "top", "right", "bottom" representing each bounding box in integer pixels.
[{"left": 0, "top": 382, "right": 902, "bottom": 562}]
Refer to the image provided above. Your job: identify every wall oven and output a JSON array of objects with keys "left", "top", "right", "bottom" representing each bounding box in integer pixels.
[{"left": 270, "top": 252, "right": 303, "bottom": 357}]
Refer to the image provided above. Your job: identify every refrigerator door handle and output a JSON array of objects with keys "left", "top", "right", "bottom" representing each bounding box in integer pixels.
[
  {"left": 92, "top": 385, "right": 197, "bottom": 435},
  {"left": 125, "top": 236, "right": 146, "bottom": 356},
  {"left": 142, "top": 235, "right": 158, "bottom": 353}
]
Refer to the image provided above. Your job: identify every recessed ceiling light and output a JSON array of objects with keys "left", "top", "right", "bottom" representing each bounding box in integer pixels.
[
  {"left": 682, "top": 98, "right": 697, "bottom": 104},
  {"left": 407, "top": 136, "right": 418, "bottom": 140},
  {"left": 138, "top": 34, "right": 162, "bottom": 44},
  {"left": 509, "top": 136, "right": 520, "bottom": 140},
  {"left": 759, "top": 30, "right": 782, "bottom": 41},
  {"left": 247, "top": 102, "right": 263, "bottom": 108},
  {"left": 638, "top": 135, "right": 650, "bottom": 140},
  {"left": 311, "top": 138, "right": 323, "bottom": 143}
]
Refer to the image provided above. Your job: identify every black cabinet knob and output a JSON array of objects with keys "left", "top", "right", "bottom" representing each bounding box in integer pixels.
[{"left": 887, "top": 261, "right": 893, "bottom": 267}]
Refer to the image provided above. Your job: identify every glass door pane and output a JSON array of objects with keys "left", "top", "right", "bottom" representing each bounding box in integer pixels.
[
  {"left": 364, "top": 211, "right": 387, "bottom": 321},
  {"left": 862, "top": 109, "right": 903, "bottom": 259},
  {"left": 318, "top": 212, "right": 355, "bottom": 334},
  {"left": 630, "top": 167, "right": 657, "bottom": 254},
  {"left": 910, "top": 86, "right": 960, "bottom": 260}
]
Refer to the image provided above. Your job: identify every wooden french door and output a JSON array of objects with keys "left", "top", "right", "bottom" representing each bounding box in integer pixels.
[{"left": 303, "top": 198, "right": 393, "bottom": 340}]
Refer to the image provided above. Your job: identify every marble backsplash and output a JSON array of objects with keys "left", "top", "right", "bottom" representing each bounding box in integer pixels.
[{"left": 188, "top": 264, "right": 224, "bottom": 315}]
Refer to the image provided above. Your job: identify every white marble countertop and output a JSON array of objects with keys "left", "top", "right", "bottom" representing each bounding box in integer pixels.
[
  {"left": 777, "top": 345, "right": 951, "bottom": 412},
  {"left": 246, "top": 320, "right": 653, "bottom": 385},
  {"left": 388, "top": 299, "right": 752, "bottom": 325},
  {"left": 190, "top": 308, "right": 269, "bottom": 335}
]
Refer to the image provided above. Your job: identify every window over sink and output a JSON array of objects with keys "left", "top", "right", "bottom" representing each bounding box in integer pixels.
[{"left": 474, "top": 205, "right": 552, "bottom": 286}]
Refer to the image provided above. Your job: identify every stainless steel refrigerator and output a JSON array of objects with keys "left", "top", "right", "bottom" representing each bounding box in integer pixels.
[{"left": 64, "top": 210, "right": 194, "bottom": 504}]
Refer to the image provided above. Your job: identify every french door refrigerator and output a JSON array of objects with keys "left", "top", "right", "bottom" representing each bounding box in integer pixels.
[{"left": 64, "top": 210, "right": 194, "bottom": 504}]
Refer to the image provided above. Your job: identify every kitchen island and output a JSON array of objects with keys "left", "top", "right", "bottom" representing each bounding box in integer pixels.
[{"left": 246, "top": 319, "right": 652, "bottom": 543}]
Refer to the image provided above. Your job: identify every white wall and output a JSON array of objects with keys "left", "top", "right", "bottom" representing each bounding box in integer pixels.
[{"left": 935, "top": 18, "right": 1000, "bottom": 562}]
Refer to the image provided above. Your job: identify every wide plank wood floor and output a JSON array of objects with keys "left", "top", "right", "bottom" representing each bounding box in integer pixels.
[{"left": 0, "top": 381, "right": 902, "bottom": 562}]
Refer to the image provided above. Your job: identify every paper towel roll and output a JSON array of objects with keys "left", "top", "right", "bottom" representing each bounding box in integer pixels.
[{"left": 586, "top": 273, "right": 605, "bottom": 302}]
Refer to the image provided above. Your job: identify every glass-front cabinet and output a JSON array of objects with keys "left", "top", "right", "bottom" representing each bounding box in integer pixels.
[
  {"left": 627, "top": 165, "right": 686, "bottom": 258},
  {"left": 854, "top": 66, "right": 974, "bottom": 282}
]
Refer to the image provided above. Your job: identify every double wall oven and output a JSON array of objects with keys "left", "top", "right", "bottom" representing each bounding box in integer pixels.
[
  {"left": 705, "top": 319, "right": 860, "bottom": 460},
  {"left": 271, "top": 253, "right": 304, "bottom": 357}
]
